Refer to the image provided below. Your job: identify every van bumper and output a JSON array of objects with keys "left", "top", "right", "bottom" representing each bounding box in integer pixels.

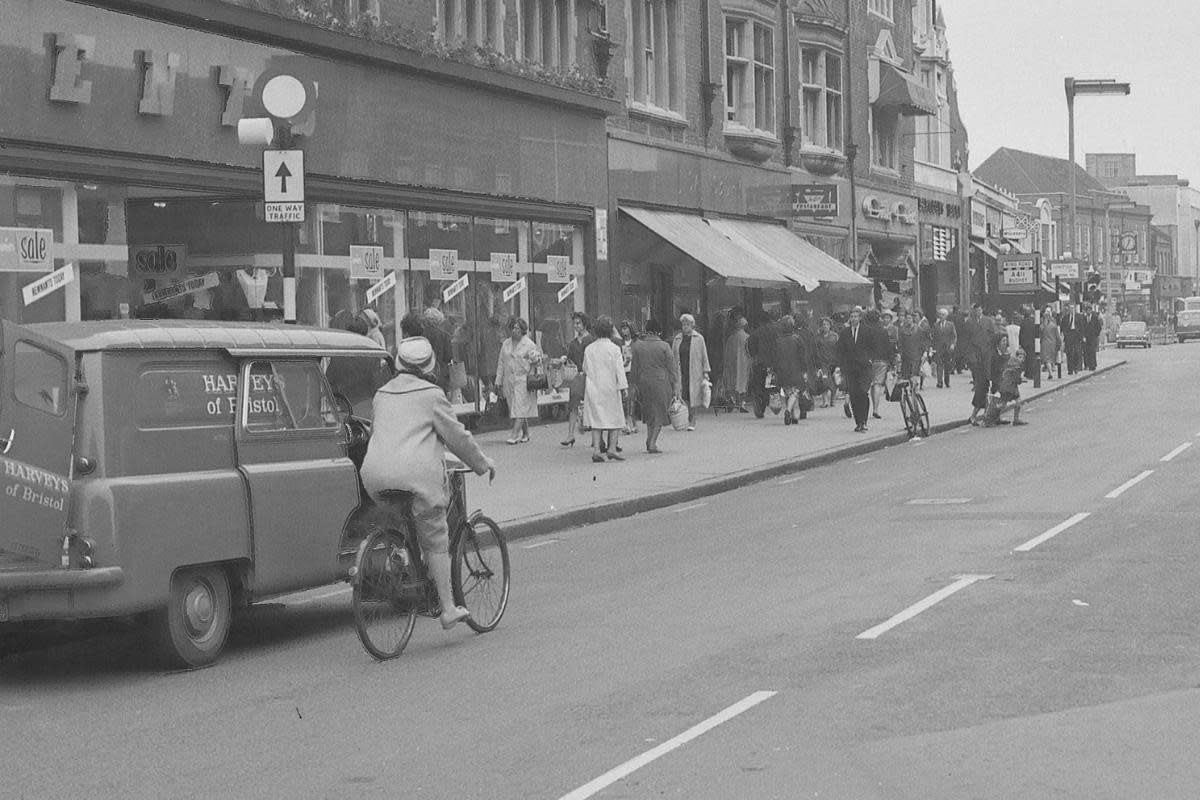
[{"left": 0, "top": 567, "right": 124, "bottom": 591}]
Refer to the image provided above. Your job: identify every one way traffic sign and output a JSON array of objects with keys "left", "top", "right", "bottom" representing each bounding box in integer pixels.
[{"left": 263, "top": 150, "right": 305, "bottom": 222}]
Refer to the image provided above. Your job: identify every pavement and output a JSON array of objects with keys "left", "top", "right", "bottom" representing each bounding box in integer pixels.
[{"left": 468, "top": 347, "right": 1129, "bottom": 539}]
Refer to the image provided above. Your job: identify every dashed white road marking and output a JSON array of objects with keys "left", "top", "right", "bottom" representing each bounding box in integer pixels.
[
  {"left": 853, "top": 457, "right": 873, "bottom": 464},
  {"left": 522, "top": 539, "right": 560, "bottom": 550},
  {"left": 556, "top": 691, "right": 777, "bottom": 800},
  {"left": 856, "top": 574, "right": 992, "bottom": 640},
  {"left": 777, "top": 475, "right": 805, "bottom": 485},
  {"left": 1014, "top": 512, "right": 1091, "bottom": 552},
  {"left": 1105, "top": 470, "right": 1154, "bottom": 499},
  {"left": 1161, "top": 442, "right": 1192, "bottom": 462},
  {"left": 906, "top": 497, "right": 972, "bottom": 506},
  {"left": 671, "top": 502, "right": 708, "bottom": 514}
]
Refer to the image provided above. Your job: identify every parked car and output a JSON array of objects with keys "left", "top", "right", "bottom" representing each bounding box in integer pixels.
[
  {"left": 0, "top": 320, "right": 392, "bottom": 667},
  {"left": 1115, "top": 321, "right": 1151, "bottom": 349}
]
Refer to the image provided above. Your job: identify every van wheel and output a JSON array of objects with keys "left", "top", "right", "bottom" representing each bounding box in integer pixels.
[{"left": 152, "top": 565, "right": 232, "bottom": 669}]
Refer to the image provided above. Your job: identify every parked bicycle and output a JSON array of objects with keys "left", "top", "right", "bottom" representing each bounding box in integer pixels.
[
  {"left": 350, "top": 462, "right": 510, "bottom": 660},
  {"left": 885, "top": 371, "right": 930, "bottom": 438}
]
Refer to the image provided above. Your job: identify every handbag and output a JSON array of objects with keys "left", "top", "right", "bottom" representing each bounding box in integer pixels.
[
  {"left": 526, "top": 367, "right": 549, "bottom": 392},
  {"left": 768, "top": 391, "right": 784, "bottom": 414},
  {"left": 700, "top": 379, "right": 712, "bottom": 409},
  {"left": 885, "top": 370, "right": 904, "bottom": 402},
  {"left": 798, "top": 389, "right": 814, "bottom": 413},
  {"left": 668, "top": 397, "right": 689, "bottom": 431},
  {"left": 843, "top": 398, "right": 853, "bottom": 418}
]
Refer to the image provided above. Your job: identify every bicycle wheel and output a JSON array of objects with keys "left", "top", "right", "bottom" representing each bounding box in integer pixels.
[
  {"left": 911, "top": 392, "right": 930, "bottom": 437},
  {"left": 352, "top": 528, "right": 417, "bottom": 660},
  {"left": 452, "top": 515, "right": 510, "bottom": 633},
  {"left": 900, "top": 391, "right": 917, "bottom": 437}
]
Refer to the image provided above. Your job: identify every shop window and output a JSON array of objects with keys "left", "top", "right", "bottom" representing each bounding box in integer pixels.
[
  {"left": 870, "top": 107, "right": 898, "bottom": 171},
  {"left": 438, "top": 0, "right": 504, "bottom": 50},
  {"left": 724, "top": 18, "right": 775, "bottom": 133},
  {"left": 801, "top": 49, "right": 842, "bottom": 150},
  {"left": 529, "top": 221, "right": 582, "bottom": 361},
  {"left": 629, "top": 0, "right": 682, "bottom": 113},
  {"left": 520, "top": 0, "right": 576, "bottom": 68}
]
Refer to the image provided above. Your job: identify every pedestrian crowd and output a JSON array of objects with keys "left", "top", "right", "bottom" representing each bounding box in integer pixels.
[{"left": 355, "top": 298, "right": 1112, "bottom": 463}]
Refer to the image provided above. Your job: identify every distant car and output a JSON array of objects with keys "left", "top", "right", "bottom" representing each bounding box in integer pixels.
[{"left": 1116, "top": 321, "right": 1150, "bottom": 349}]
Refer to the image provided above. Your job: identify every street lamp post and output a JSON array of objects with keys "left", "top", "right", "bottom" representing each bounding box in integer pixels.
[{"left": 1065, "top": 77, "right": 1130, "bottom": 269}]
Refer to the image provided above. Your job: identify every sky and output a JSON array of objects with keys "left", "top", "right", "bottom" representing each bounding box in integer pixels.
[{"left": 944, "top": 0, "right": 1199, "bottom": 182}]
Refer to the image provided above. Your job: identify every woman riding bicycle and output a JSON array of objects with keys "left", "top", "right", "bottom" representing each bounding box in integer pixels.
[{"left": 359, "top": 336, "right": 496, "bottom": 631}]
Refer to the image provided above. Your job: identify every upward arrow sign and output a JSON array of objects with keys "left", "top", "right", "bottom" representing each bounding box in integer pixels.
[{"left": 275, "top": 162, "right": 292, "bottom": 194}]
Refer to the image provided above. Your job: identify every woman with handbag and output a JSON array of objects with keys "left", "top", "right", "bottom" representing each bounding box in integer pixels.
[
  {"left": 583, "top": 316, "right": 629, "bottom": 462},
  {"left": 495, "top": 317, "right": 542, "bottom": 445},
  {"left": 814, "top": 317, "right": 839, "bottom": 408},
  {"left": 774, "top": 316, "right": 811, "bottom": 425},
  {"left": 631, "top": 318, "right": 679, "bottom": 453}
]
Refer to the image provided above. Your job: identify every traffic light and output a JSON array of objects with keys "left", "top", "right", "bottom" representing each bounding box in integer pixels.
[{"left": 1085, "top": 273, "right": 1102, "bottom": 303}]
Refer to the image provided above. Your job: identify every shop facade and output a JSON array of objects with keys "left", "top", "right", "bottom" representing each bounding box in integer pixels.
[{"left": 1, "top": 0, "right": 614, "bottom": 418}]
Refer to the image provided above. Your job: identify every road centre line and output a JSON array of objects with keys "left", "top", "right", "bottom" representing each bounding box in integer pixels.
[
  {"left": 1105, "top": 470, "right": 1154, "bottom": 499},
  {"left": 856, "top": 575, "right": 992, "bottom": 640},
  {"left": 777, "top": 475, "right": 805, "bottom": 485},
  {"left": 1161, "top": 442, "right": 1192, "bottom": 462},
  {"left": 556, "top": 691, "right": 777, "bottom": 800},
  {"left": 670, "top": 502, "right": 708, "bottom": 514},
  {"left": 1013, "top": 512, "right": 1091, "bottom": 552}
]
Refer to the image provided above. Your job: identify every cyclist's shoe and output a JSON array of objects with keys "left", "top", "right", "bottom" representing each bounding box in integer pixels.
[{"left": 440, "top": 606, "right": 472, "bottom": 630}]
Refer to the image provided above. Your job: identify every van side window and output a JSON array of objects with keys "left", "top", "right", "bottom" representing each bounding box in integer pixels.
[
  {"left": 14, "top": 342, "right": 67, "bottom": 416},
  {"left": 243, "top": 360, "right": 339, "bottom": 433}
]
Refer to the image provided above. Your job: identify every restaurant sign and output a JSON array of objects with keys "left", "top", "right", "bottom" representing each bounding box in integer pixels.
[{"left": 789, "top": 185, "right": 839, "bottom": 218}]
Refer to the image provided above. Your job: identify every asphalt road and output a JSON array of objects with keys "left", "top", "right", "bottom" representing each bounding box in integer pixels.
[{"left": 4, "top": 344, "right": 1200, "bottom": 799}]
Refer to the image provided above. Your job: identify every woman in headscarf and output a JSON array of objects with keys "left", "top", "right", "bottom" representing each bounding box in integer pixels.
[{"left": 631, "top": 318, "right": 679, "bottom": 453}]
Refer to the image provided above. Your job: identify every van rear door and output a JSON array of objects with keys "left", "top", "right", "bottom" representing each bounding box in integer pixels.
[{"left": 0, "top": 320, "right": 76, "bottom": 568}]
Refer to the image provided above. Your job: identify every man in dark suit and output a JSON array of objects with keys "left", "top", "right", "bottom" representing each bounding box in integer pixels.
[
  {"left": 964, "top": 304, "right": 998, "bottom": 426},
  {"left": 836, "top": 307, "right": 878, "bottom": 432},
  {"left": 746, "top": 310, "right": 781, "bottom": 418},
  {"left": 1083, "top": 305, "right": 1103, "bottom": 370},
  {"left": 1060, "top": 304, "right": 1085, "bottom": 374}
]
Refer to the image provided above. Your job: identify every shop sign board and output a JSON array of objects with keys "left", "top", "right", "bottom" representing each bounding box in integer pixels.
[
  {"left": 0, "top": 227, "right": 54, "bottom": 272},
  {"left": 442, "top": 274, "right": 469, "bottom": 303},
  {"left": 1048, "top": 261, "right": 1080, "bottom": 280},
  {"left": 22, "top": 263, "right": 74, "bottom": 306},
  {"left": 547, "top": 254, "right": 571, "bottom": 284},
  {"left": 366, "top": 271, "right": 396, "bottom": 305},
  {"left": 557, "top": 277, "right": 577, "bottom": 304},
  {"left": 429, "top": 249, "right": 458, "bottom": 280},
  {"left": 490, "top": 252, "right": 517, "bottom": 282},
  {"left": 594, "top": 208, "right": 608, "bottom": 261},
  {"left": 142, "top": 271, "right": 220, "bottom": 304},
  {"left": 349, "top": 245, "right": 384, "bottom": 280},
  {"left": 502, "top": 277, "right": 526, "bottom": 303},
  {"left": 790, "top": 185, "right": 839, "bottom": 217},
  {"left": 998, "top": 254, "right": 1040, "bottom": 293}
]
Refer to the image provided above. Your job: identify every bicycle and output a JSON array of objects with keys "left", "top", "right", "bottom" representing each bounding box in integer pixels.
[
  {"left": 349, "top": 465, "right": 510, "bottom": 661},
  {"left": 884, "top": 370, "right": 930, "bottom": 438}
]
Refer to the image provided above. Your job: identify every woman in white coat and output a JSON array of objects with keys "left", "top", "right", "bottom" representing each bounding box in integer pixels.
[
  {"left": 582, "top": 315, "right": 629, "bottom": 463},
  {"left": 496, "top": 317, "right": 542, "bottom": 444},
  {"left": 671, "top": 313, "right": 711, "bottom": 430}
]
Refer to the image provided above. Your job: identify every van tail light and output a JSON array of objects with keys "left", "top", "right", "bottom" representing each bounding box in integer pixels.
[
  {"left": 78, "top": 537, "right": 97, "bottom": 570},
  {"left": 63, "top": 533, "right": 98, "bottom": 570}
]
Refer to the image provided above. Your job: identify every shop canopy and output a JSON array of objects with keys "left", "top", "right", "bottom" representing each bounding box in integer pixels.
[
  {"left": 875, "top": 64, "right": 938, "bottom": 116},
  {"left": 970, "top": 239, "right": 1000, "bottom": 260},
  {"left": 705, "top": 218, "right": 872, "bottom": 290},
  {"left": 621, "top": 207, "right": 794, "bottom": 289},
  {"left": 621, "top": 207, "right": 871, "bottom": 291}
]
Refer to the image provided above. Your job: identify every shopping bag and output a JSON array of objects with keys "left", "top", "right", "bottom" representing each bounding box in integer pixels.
[
  {"left": 700, "top": 379, "right": 712, "bottom": 409},
  {"left": 448, "top": 361, "right": 468, "bottom": 391},
  {"left": 798, "top": 389, "right": 814, "bottom": 413},
  {"left": 768, "top": 391, "right": 784, "bottom": 414},
  {"left": 668, "top": 397, "right": 689, "bottom": 431}
]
